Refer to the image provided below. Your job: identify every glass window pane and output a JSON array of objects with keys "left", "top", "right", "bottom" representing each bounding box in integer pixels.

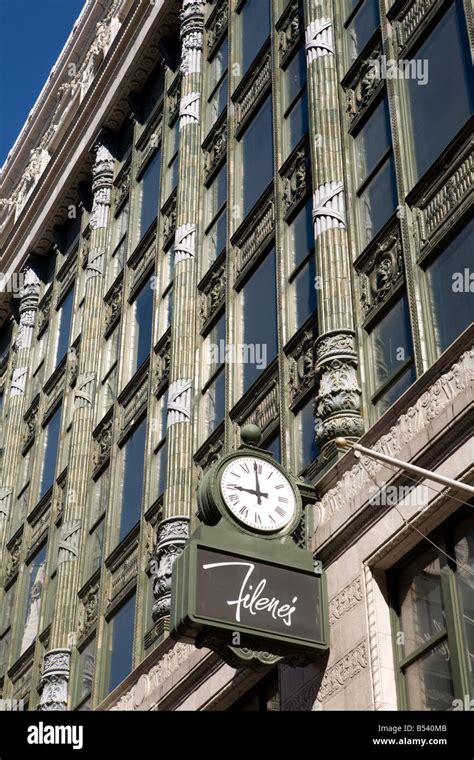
[
  {"left": 241, "top": 249, "right": 277, "bottom": 392},
  {"left": 206, "top": 208, "right": 227, "bottom": 265},
  {"left": 345, "top": 0, "right": 380, "bottom": 63},
  {"left": 404, "top": 644, "right": 454, "bottom": 711},
  {"left": 427, "top": 219, "right": 474, "bottom": 354},
  {"left": 374, "top": 362, "right": 416, "bottom": 415},
  {"left": 206, "top": 164, "right": 227, "bottom": 225},
  {"left": 77, "top": 639, "right": 96, "bottom": 705},
  {"left": 454, "top": 521, "right": 474, "bottom": 693},
  {"left": 130, "top": 278, "right": 153, "bottom": 375},
  {"left": 398, "top": 550, "right": 444, "bottom": 657},
  {"left": 240, "top": 0, "right": 271, "bottom": 75},
  {"left": 204, "top": 368, "right": 225, "bottom": 434},
  {"left": 295, "top": 397, "right": 318, "bottom": 472},
  {"left": 355, "top": 98, "right": 392, "bottom": 184},
  {"left": 20, "top": 544, "right": 47, "bottom": 654},
  {"left": 141, "top": 68, "right": 165, "bottom": 122},
  {"left": 289, "top": 199, "right": 314, "bottom": 270},
  {"left": 88, "top": 517, "right": 105, "bottom": 577},
  {"left": 371, "top": 295, "right": 413, "bottom": 394},
  {"left": 284, "top": 91, "right": 308, "bottom": 160},
  {"left": 55, "top": 287, "right": 74, "bottom": 367},
  {"left": 108, "top": 593, "right": 136, "bottom": 693},
  {"left": 119, "top": 418, "right": 147, "bottom": 542},
  {"left": 139, "top": 151, "right": 161, "bottom": 238},
  {"left": 407, "top": 0, "right": 473, "bottom": 181},
  {"left": 38, "top": 405, "right": 62, "bottom": 500},
  {"left": 359, "top": 155, "right": 397, "bottom": 246},
  {"left": 293, "top": 256, "right": 316, "bottom": 331},
  {"left": 241, "top": 96, "right": 274, "bottom": 218},
  {"left": 264, "top": 433, "right": 281, "bottom": 462}
]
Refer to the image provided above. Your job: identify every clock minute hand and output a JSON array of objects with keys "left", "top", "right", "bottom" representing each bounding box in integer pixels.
[{"left": 229, "top": 485, "right": 269, "bottom": 499}]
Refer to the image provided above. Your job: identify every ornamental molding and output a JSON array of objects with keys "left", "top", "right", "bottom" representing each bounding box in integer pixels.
[
  {"left": 109, "top": 642, "right": 194, "bottom": 710},
  {"left": 58, "top": 520, "right": 82, "bottom": 564},
  {"left": 233, "top": 200, "right": 274, "bottom": 280},
  {"left": 104, "top": 279, "right": 123, "bottom": 334},
  {"left": 277, "top": 0, "right": 303, "bottom": 66},
  {"left": 203, "top": 119, "right": 227, "bottom": 183},
  {"left": 161, "top": 190, "right": 177, "bottom": 248},
  {"left": 86, "top": 246, "right": 106, "bottom": 279},
  {"left": 236, "top": 379, "right": 280, "bottom": 435},
  {"left": 235, "top": 52, "right": 271, "bottom": 132},
  {"left": 167, "top": 379, "right": 193, "bottom": 425},
  {"left": 0, "top": 488, "right": 13, "bottom": 522},
  {"left": 281, "top": 145, "right": 311, "bottom": 218},
  {"left": 174, "top": 223, "right": 197, "bottom": 264},
  {"left": 109, "top": 544, "right": 139, "bottom": 604},
  {"left": 130, "top": 233, "right": 156, "bottom": 292},
  {"left": 153, "top": 333, "right": 171, "bottom": 397},
  {"left": 38, "top": 648, "right": 71, "bottom": 711},
  {"left": 166, "top": 74, "right": 182, "bottom": 126},
  {"left": 194, "top": 432, "right": 224, "bottom": 478},
  {"left": 36, "top": 289, "right": 53, "bottom": 335},
  {"left": 78, "top": 582, "right": 100, "bottom": 640},
  {"left": 318, "top": 346, "right": 474, "bottom": 520},
  {"left": 22, "top": 398, "right": 39, "bottom": 451},
  {"left": 205, "top": 0, "right": 228, "bottom": 59},
  {"left": 11, "top": 366, "right": 28, "bottom": 397},
  {"left": 391, "top": 0, "right": 442, "bottom": 56},
  {"left": 313, "top": 181, "right": 346, "bottom": 237},
  {"left": 28, "top": 505, "right": 51, "bottom": 554},
  {"left": 113, "top": 162, "right": 131, "bottom": 209},
  {"left": 137, "top": 122, "right": 163, "bottom": 175},
  {"left": 346, "top": 45, "right": 384, "bottom": 124},
  {"left": 121, "top": 375, "right": 149, "bottom": 434},
  {"left": 316, "top": 641, "right": 368, "bottom": 704},
  {"left": 179, "top": 92, "right": 201, "bottom": 129},
  {"left": 5, "top": 535, "right": 22, "bottom": 581},
  {"left": 329, "top": 577, "right": 363, "bottom": 626},
  {"left": 199, "top": 260, "right": 226, "bottom": 330},
  {"left": 358, "top": 231, "right": 404, "bottom": 319},
  {"left": 152, "top": 517, "right": 189, "bottom": 621},
  {"left": 287, "top": 329, "right": 317, "bottom": 406},
  {"left": 93, "top": 416, "right": 114, "bottom": 472},
  {"left": 305, "top": 18, "right": 334, "bottom": 64},
  {"left": 413, "top": 145, "right": 473, "bottom": 259},
  {"left": 74, "top": 372, "right": 96, "bottom": 409},
  {"left": 15, "top": 264, "right": 41, "bottom": 351}
]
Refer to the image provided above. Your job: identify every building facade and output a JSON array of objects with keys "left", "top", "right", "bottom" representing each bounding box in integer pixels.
[{"left": 0, "top": 0, "right": 472, "bottom": 711}]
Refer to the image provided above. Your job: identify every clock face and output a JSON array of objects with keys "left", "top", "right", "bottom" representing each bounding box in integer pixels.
[{"left": 220, "top": 456, "right": 296, "bottom": 532}]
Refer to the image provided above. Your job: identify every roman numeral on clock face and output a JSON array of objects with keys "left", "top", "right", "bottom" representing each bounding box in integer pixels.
[
  {"left": 239, "top": 506, "right": 249, "bottom": 517},
  {"left": 275, "top": 506, "right": 286, "bottom": 518},
  {"left": 278, "top": 497, "right": 289, "bottom": 504},
  {"left": 240, "top": 463, "right": 250, "bottom": 473}
]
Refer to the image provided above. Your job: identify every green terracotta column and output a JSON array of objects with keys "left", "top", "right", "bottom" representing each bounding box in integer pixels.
[
  {"left": 38, "top": 134, "right": 114, "bottom": 710},
  {"left": 303, "top": 0, "right": 364, "bottom": 461},
  {"left": 0, "top": 264, "right": 40, "bottom": 566},
  {"left": 152, "top": 0, "right": 205, "bottom": 622}
]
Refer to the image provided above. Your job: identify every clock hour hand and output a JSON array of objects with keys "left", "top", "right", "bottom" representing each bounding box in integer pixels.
[{"left": 229, "top": 484, "right": 269, "bottom": 500}]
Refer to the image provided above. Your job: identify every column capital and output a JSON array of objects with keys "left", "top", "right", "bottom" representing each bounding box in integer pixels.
[{"left": 38, "top": 648, "right": 71, "bottom": 711}]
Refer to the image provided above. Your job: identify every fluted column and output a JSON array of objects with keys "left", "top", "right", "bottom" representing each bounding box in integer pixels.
[
  {"left": 38, "top": 135, "right": 114, "bottom": 710},
  {"left": 152, "top": 0, "right": 205, "bottom": 621},
  {"left": 303, "top": 1, "right": 364, "bottom": 459},
  {"left": 0, "top": 263, "right": 40, "bottom": 565}
]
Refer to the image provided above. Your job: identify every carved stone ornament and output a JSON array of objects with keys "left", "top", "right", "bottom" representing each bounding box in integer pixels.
[
  {"left": 0, "top": 488, "right": 13, "bottom": 522},
  {"left": 199, "top": 263, "right": 226, "bottom": 328},
  {"left": 360, "top": 233, "right": 404, "bottom": 317},
  {"left": 305, "top": 18, "right": 334, "bottom": 64},
  {"left": 288, "top": 331, "right": 316, "bottom": 403},
  {"left": 58, "top": 520, "right": 82, "bottom": 564},
  {"left": 279, "top": 0, "right": 302, "bottom": 64},
  {"left": 6, "top": 536, "right": 22, "bottom": 580},
  {"left": 346, "top": 47, "right": 383, "bottom": 122},
  {"left": 15, "top": 264, "right": 41, "bottom": 351},
  {"left": 206, "top": 0, "right": 228, "bottom": 58},
  {"left": 282, "top": 147, "right": 310, "bottom": 216},
  {"left": 313, "top": 181, "right": 346, "bottom": 237},
  {"left": 151, "top": 517, "right": 189, "bottom": 621},
  {"left": 179, "top": 92, "right": 201, "bottom": 129},
  {"left": 204, "top": 120, "right": 227, "bottom": 182},
  {"left": 38, "top": 648, "right": 71, "bottom": 711},
  {"left": 93, "top": 418, "right": 113, "bottom": 470},
  {"left": 78, "top": 584, "right": 100, "bottom": 639},
  {"left": 174, "top": 223, "right": 197, "bottom": 263},
  {"left": 74, "top": 372, "right": 96, "bottom": 409},
  {"left": 11, "top": 366, "right": 28, "bottom": 397},
  {"left": 180, "top": 0, "right": 204, "bottom": 77},
  {"left": 153, "top": 336, "right": 171, "bottom": 396},
  {"left": 86, "top": 246, "right": 106, "bottom": 280},
  {"left": 167, "top": 379, "right": 193, "bottom": 425}
]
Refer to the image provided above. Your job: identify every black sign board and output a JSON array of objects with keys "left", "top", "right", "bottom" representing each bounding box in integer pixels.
[{"left": 195, "top": 546, "right": 322, "bottom": 642}]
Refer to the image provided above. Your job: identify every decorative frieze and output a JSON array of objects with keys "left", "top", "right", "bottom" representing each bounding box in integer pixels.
[
  {"left": 392, "top": 0, "right": 440, "bottom": 55},
  {"left": 316, "top": 641, "right": 368, "bottom": 705},
  {"left": 236, "top": 379, "right": 279, "bottom": 434},
  {"left": 29, "top": 505, "right": 50, "bottom": 554},
  {"left": 23, "top": 399, "right": 39, "bottom": 451},
  {"left": 110, "top": 544, "right": 138, "bottom": 604},
  {"left": 287, "top": 330, "right": 316, "bottom": 405},
  {"left": 36, "top": 289, "right": 52, "bottom": 335},
  {"left": 92, "top": 416, "right": 113, "bottom": 471},
  {"left": 38, "top": 648, "right": 70, "bottom": 711},
  {"left": 203, "top": 118, "right": 227, "bottom": 183},
  {"left": 313, "top": 181, "right": 346, "bottom": 237},
  {"left": 152, "top": 517, "right": 189, "bottom": 621},
  {"left": 329, "top": 577, "right": 363, "bottom": 626},
  {"left": 43, "top": 372, "right": 66, "bottom": 421},
  {"left": 281, "top": 146, "right": 311, "bottom": 218},
  {"left": 153, "top": 334, "right": 171, "bottom": 397},
  {"left": 278, "top": 0, "right": 303, "bottom": 65},
  {"left": 121, "top": 377, "right": 148, "bottom": 434},
  {"left": 113, "top": 163, "right": 131, "bottom": 209},
  {"left": 305, "top": 17, "right": 334, "bottom": 64},
  {"left": 413, "top": 148, "right": 473, "bottom": 257},
  {"left": 206, "top": 0, "right": 228, "bottom": 58},
  {"left": 179, "top": 92, "right": 201, "bottom": 129},
  {"left": 58, "top": 520, "right": 81, "bottom": 564},
  {"left": 319, "top": 346, "right": 474, "bottom": 519},
  {"left": 104, "top": 280, "right": 122, "bottom": 334},
  {"left": 233, "top": 201, "right": 274, "bottom": 278},
  {"left": 235, "top": 52, "right": 271, "bottom": 131},
  {"left": 199, "top": 261, "right": 226, "bottom": 330},
  {"left": 167, "top": 379, "right": 193, "bottom": 426},
  {"left": 174, "top": 223, "right": 197, "bottom": 264},
  {"left": 346, "top": 46, "right": 384, "bottom": 123},
  {"left": 358, "top": 231, "right": 404, "bottom": 318},
  {"left": 130, "top": 234, "right": 156, "bottom": 292},
  {"left": 78, "top": 583, "right": 100, "bottom": 640},
  {"left": 5, "top": 535, "right": 22, "bottom": 582}
]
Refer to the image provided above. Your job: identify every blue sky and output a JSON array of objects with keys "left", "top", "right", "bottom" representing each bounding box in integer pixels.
[{"left": 0, "top": 0, "right": 86, "bottom": 166}]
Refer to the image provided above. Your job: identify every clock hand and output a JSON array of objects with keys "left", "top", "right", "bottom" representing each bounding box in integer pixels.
[
  {"left": 229, "top": 485, "right": 269, "bottom": 499},
  {"left": 253, "top": 461, "right": 263, "bottom": 505}
]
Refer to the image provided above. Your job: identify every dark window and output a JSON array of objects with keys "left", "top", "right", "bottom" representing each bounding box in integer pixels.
[
  {"left": 370, "top": 295, "right": 415, "bottom": 414},
  {"left": 264, "top": 432, "right": 281, "bottom": 463},
  {"left": 345, "top": 0, "right": 380, "bottom": 64},
  {"left": 141, "top": 67, "right": 165, "bottom": 122},
  {"left": 138, "top": 150, "right": 161, "bottom": 238},
  {"left": 240, "top": 96, "right": 274, "bottom": 218},
  {"left": 118, "top": 418, "right": 147, "bottom": 542},
  {"left": 295, "top": 396, "right": 318, "bottom": 472},
  {"left": 130, "top": 277, "right": 153, "bottom": 376},
  {"left": 355, "top": 97, "right": 397, "bottom": 246},
  {"left": 288, "top": 199, "right": 316, "bottom": 332},
  {"left": 108, "top": 593, "right": 136, "bottom": 693},
  {"left": 241, "top": 249, "right": 278, "bottom": 392},
  {"left": 205, "top": 163, "right": 227, "bottom": 265},
  {"left": 152, "top": 390, "right": 168, "bottom": 502},
  {"left": 426, "top": 219, "right": 474, "bottom": 353},
  {"left": 240, "top": 0, "right": 271, "bottom": 76},
  {"left": 203, "top": 314, "right": 226, "bottom": 436},
  {"left": 207, "top": 35, "right": 228, "bottom": 130},
  {"left": 76, "top": 639, "right": 96, "bottom": 709},
  {"left": 19, "top": 543, "right": 47, "bottom": 655},
  {"left": 38, "top": 405, "right": 62, "bottom": 500},
  {"left": 282, "top": 46, "right": 308, "bottom": 160},
  {"left": 407, "top": 0, "right": 473, "bottom": 181},
  {"left": 55, "top": 287, "right": 74, "bottom": 367}
]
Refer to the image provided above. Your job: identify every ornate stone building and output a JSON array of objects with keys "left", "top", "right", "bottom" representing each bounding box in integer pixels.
[{"left": 0, "top": 0, "right": 472, "bottom": 711}]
